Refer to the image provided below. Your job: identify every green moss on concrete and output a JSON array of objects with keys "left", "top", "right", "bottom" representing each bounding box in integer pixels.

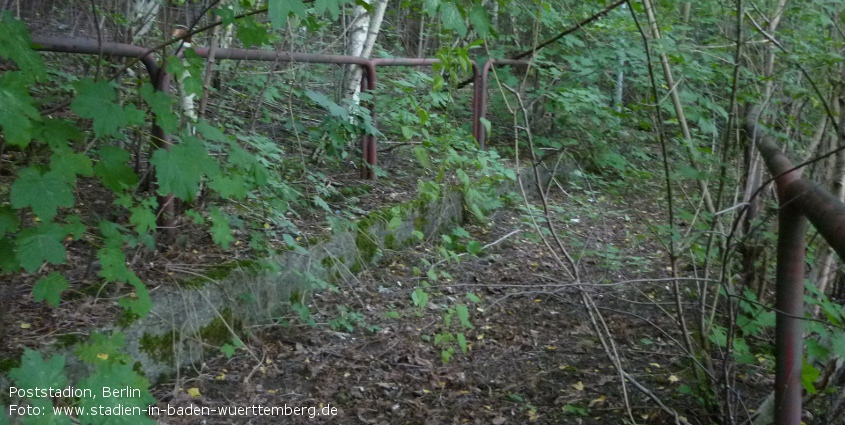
[
  {"left": 384, "top": 233, "right": 396, "bottom": 250},
  {"left": 199, "top": 309, "right": 242, "bottom": 346},
  {"left": 414, "top": 214, "right": 429, "bottom": 232},
  {"left": 139, "top": 331, "right": 177, "bottom": 363},
  {"left": 180, "top": 260, "right": 258, "bottom": 288},
  {"left": 56, "top": 334, "right": 83, "bottom": 348},
  {"left": 116, "top": 311, "right": 141, "bottom": 328}
]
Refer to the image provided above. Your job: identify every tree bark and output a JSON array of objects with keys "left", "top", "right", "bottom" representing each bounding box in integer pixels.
[{"left": 342, "top": 0, "right": 388, "bottom": 103}]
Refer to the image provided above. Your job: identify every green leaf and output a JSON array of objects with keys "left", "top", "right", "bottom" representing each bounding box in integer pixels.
[
  {"left": 35, "top": 118, "right": 85, "bottom": 150},
  {"left": 441, "top": 347, "right": 454, "bottom": 363},
  {"left": 10, "top": 167, "right": 75, "bottom": 222},
  {"left": 385, "top": 311, "right": 399, "bottom": 319},
  {"left": 71, "top": 79, "right": 145, "bottom": 138},
  {"left": 305, "top": 90, "right": 349, "bottom": 120},
  {"left": 129, "top": 204, "right": 157, "bottom": 234},
  {"left": 388, "top": 215, "right": 402, "bottom": 231},
  {"left": 98, "top": 245, "right": 132, "bottom": 282},
  {"left": 831, "top": 332, "right": 845, "bottom": 358},
  {"left": 9, "top": 349, "right": 67, "bottom": 391},
  {"left": 0, "top": 72, "right": 40, "bottom": 147},
  {"left": 457, "top": 332, "right": 468, "bottom": 353},
  {"left": 282, "top": 233, "right": 308, "bottom": 254},
  {"left": 195, "top": 120, "right": 229, "bottom": 143},
  {"left": 802, "top": 359, "right": 820, "bottom": 394},
  {"left": 118, "top": 275, "right": 152, "bottom": 317},
  {"left": 439, "top": 3, "right": 467, "bottom": 38},
  {"left": 209, "top": 174, "right": 249, "bottom": 199},
  {"left": 209, "top": 207, "right": 234, "bottom": 249},
  {"left": 151, "top": 136, "right": 219, "bottom": 201},
  {"left": 466, "top": 240, "right": 482, "bottom": 255},
  {"left": 15, "top": 223, "right": 67, "bottom": 273},
  {"left": 140, "top": 83, "right": 178, "bottom": 134},
  {"left": 413, "top": 146, "right": 431, "bottom": 168},
  {"left": 469, "top": 5, "right": 492, "bottom": 39},
  {"left": 456, "top": 303, "right": 473, "bottom": 329},
  {"left": 33, "top": 272, "right": 69, "bottom": 307},
  {"left": 269, "top": 0, "right": 308, "bottom": 28},
  {"left": 0, "top": 205, "right": 20, "bottom": 235},
  {"left": 315, "top": 0, "right": 343, "bottom": 19},
  {"left": 466, "top": 292, "right": 481, "bottom": 303},
  {"left": 63, "top": 215, "right": 86, "bottom": 240},
  {"left": 424, "top": 0, "right": 440, "bottom": 17},
  {"left": 75, "top": 332, "right": 131, "bottom": 365},
  {"left": 21, "top": 397, "right": 72, "bottom": 425},
  {"left": 236, "top": 16, "right": 271, "bottom": 47},
  {"left": 221, "top": 343, "right": 236, "bottom": 358},
  {"left": 0, "top": 13, "right": 46, "bottom": 79},
  {"left": 412, "top": 287, "right": 429, "bottom": 309},
  {"left": 50, "top": 151, "right": 93, "bottom": 183},
  {"left": 95, "top": 146, "right": 139, "bottom": 192},
  {"left": 77, "top": 363, "right": 156, "bottom": 425}
]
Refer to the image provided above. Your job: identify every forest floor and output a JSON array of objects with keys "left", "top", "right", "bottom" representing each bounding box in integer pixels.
[{"left": 147, "top": 177, "right": 755, "bottom": 425}]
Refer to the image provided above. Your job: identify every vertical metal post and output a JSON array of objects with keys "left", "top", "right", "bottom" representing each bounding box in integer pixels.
[
  {"left": 471, "top": 60, "right": 481, "bottom": 147},
  {"left": 359, "top": 62, "right": 378, "bottom": 180},
  {"left": 774, "top": 196, "right": 807, "bottom": 425}
]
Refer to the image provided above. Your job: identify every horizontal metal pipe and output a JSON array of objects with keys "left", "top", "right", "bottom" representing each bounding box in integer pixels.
[{"left": 31, "top": 36, "right": 160, "bottom": 80}]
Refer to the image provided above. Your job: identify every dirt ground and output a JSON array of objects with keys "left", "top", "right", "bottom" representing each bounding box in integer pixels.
[{"left": 147, "top": 186, "right": 743, "bottom": 425}]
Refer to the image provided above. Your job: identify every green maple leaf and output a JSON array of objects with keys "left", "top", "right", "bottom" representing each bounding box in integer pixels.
[
  {"left": 129, "top": 204, "right": 157, "bottom": 234},
  {"left": 15, "top": 223, "right": 67, "bottom": 272},
  {"left": 94, "top": 146, "right": 139, "bottom": 192},
  {"left": 98, "top": 245, "right": 132, "bottom": 283},
  {"left": 11, "top": 167, "right": 75, "bottom": 222},
  {"left": 439, "top": 2, "right": 466, "bottom": 38},
  {"left": 469, "top": 5, "right": 492, "bottom": 39},
  {"left": 33, "top": 272, "right": 69, "bottom": 307},
  {"left": 22, "top": 398, "right": 73, "bottom": 425},
  {"left": 0, "top": 12, "right": 46, "bottom": 79},
  {"left": 75, "top": 332, "right": 131, "bottom": 365},
  {"left": 315, "top": 0, "right": 343, "bottom": 19},
  {"left": 0, "top": 205, "right": 20, "bottom": 235},
  {"left": 63, "top": 215, "right": 86, "bottom": 240},
  {"left": 140, "top": 82, "right": 178, "bottom": 134},
  {"left": 209, "top": 174, "right": 248, "bottom": 199},
  {"left": 269, "top": 0, "right": 307, "bottom": 28},
  {"left": 150, "top": 136, "right": 219, "bottom": 201},
  {"left": 119, "top": 275, "right": 152, "bottom": 317},
  {"left": 209, "top": 207, "right": 234, "bottom": 249},
  {"left": 0, "top": 72, "right": 40, "bottom": 147},
  {"left": 50, "top": 151, "right": 93, "bottom": 183},
  {"left": 78, "top": 363, "right": 156, "bottom": 425},
  {"left": 424, "top": 0, "right": 440, "bottom": 17},
  {"left": 9, "top": 349, "right": 67, "bottom": 390},
  {"left": 35, "top": 118, "right": 84, "bottom": 149},
  {"left": 71, "top": 79, "right": 145, "bottom": 138},
  {"left": 0, "top": 237, "right": 19, "bottom": 272},
  {"left": 236, "top": 16, "right": 271, "bottom": 48}
]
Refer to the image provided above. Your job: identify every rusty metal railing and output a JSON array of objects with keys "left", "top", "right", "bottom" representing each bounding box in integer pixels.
[
  {"left": 33, "top": 36, "right": 529, "bottom": 180},
  {"left": 747, "top": 106, "right": 845, "bottom": 425}
]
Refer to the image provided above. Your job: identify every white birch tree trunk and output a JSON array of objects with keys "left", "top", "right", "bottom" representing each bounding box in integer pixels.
[
  {"left": 342, "top": 0, "right": 388, "bottom": 104},
  {"left": 128, "top": 0, "right": 160, "bottom": 41}
]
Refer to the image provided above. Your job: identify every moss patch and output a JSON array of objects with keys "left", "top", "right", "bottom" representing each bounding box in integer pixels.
[
  {"left": 139, "top": 331, "right": 177, "bottom": 363},
  {"left": 199, "top": 309, "right": 242, "bottom": 346},
  {"left": 180, "top": 260, "right": 258, "bottom": 288}
]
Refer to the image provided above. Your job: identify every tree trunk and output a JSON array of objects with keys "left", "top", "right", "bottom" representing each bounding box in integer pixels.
[
  {"left": 128, "top": 0, "right": 160, "bottom": 42},
  {"left": 342, "top": 0, "right": 388, "bottom": 103}
]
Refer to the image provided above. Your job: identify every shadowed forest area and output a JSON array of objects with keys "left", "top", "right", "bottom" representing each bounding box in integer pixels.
[{"left": 2, "top": 0, "right": 845, "bottom": 424}]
